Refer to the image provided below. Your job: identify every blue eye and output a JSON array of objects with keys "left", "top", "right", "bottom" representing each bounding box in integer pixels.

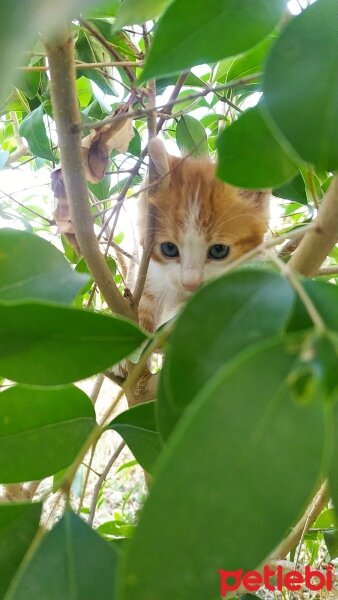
[
  {"left": 161, "top": 242, "right": 179, "bottom": 258},
  {"left": 208, "top": 244, "right": 230, "bottom": 260}
]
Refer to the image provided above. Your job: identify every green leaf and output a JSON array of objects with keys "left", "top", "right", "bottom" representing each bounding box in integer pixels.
[
  {"left": 88, "top": 175, "right": 110, "bottom": 201},
  {"left": 328, "top": 394, "right": 338, "bottom": 520},
  {"left": 313, "top": 508, "right": 336, "bottom": 529},
  {"left": 0, "top": 0, "right": 116, "bottom": 106},
  {"left": 0, "top": 303, "right": 147, "bottom": 385},
  {"left": 16, "top": 71, "right": 41, "bottom": 100},
  {"left": 263, "top": 0, "right": 338, "bottom": 171},
  {"left": 121, "top": 339, "right": 326, "bottom": 600},
  {"left": 114, "top": 0, "right": 174, "bottom": 29},
  {"left": 97, "top": 520, "right": 136, "bottom": 539},
  {"left": 19, "top": 106, "right": 54, "bottom": 162},
  {"left": 76, "top": 31, "right": 115, "bottom": 95},
  {"left": 140, "top": 0, "right": 287, "bottom": 82},
  {"left": 0, "top": 229, "right": 89, "bottom": 304},
  {"left": 0, "top": 385, "right": 96, "bottom": 483},
  {"left": 159, "top": 269, "right": 294, "bottom": 438},
  {"left": 288, "top": 280, "right": 338, "bottom": 334},
  {"left": 107, "top": 402, "right": 163, "bottom": 474},
  {"left": 128, "top": 128, "right": 141, "bottom": 157},
  {"left": 273, "top": 173, "right": 308, "bottom": 205},
  {"left": 84, "top": 0, "right": 120, "bottom": 18},
  {"left": 8, "top": 509, "right": 120, "bottom": 599},
  {"left": 217, "top": 105, "right": 298, "bottom": 188},
  {"left": 226, "top": 34, "right": 275, "bottom": 83},
  {"left": 0, "top": 503, "right": 42, "bottom": 598},
  {"left": 176, "top": 115, "right": 208, "bottom": 157},
  {"left": 324, "top": 529, "right": 338, "bottom": 561}
]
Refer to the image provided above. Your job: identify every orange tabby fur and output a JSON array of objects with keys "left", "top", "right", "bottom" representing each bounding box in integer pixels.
[{"left": 135, "top": 140, "right": 269, "bottom": 332}]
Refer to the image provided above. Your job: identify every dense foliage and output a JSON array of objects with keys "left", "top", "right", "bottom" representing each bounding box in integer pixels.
[{"left": 1, "top": 0, "right": 338, "bottom": 598}]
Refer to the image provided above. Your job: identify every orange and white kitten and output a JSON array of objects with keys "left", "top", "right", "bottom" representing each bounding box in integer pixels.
[{"left": 136, "top": 139, "right": 270, "bottom": 332}]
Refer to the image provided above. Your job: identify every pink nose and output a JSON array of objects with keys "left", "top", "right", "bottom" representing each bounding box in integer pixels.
[{"left": 182, "top": 279, "right": 201, "bottom": 291}]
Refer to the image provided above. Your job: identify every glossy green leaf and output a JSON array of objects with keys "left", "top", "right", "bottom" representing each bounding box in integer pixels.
[
  {"left": 107, "top": 402, "right": 163, "bottom": 474},
  {"left": 0, "top": 385, "right": 96, "bottom": 483},
  {"left": 217, "top": 105, "right": 298, "bottom": 188},
  {"left": 0, "top": 303, "right": 147, "bottom": 385},
  {"left": 114, "top": 0, "right": 173, "bottom": 29},
  {"left": 19, "top": 106, "right": 54, "bottom": 162},
  {"left": 159, "top": 269, "right": 295, "bottom": 438},
  {"left": 0, "top": 229, "right": 89, "bottom": 304},
  {"left": 273, "top": 173, "right": 308, "bottom": 205},
  {"left": 121, "top": 339, "right": 325, "bottom": 600},
  {"left": 0, "top": 503, "right": 42, "bottom": 598},
  {"left": 263, "top": 0, "right": 338, "bottom": 171},
  {"left": 8, "top": 509, "right": 120, "bottom": 599},
  {"left": 140, "top": 0, "right": 287, "bottom": 82},
  {"left": 176, "top": 115, "right": 208, "bottom": 157},
  {"left": 160, "top": 270, "right": 294, "bottom": 439}
]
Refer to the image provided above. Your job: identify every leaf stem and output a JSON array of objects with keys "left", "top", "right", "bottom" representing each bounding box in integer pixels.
[{"left": 267, "top": 249, "right": 327, "bottom": 335}]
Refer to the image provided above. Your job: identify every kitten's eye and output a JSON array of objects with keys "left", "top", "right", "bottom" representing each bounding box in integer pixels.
[
  {"left": 208, "top": 244, "right": 230, "bottom": 260},
  {"left": 160, "top": 242, "right": 179, "bottom": 258}
]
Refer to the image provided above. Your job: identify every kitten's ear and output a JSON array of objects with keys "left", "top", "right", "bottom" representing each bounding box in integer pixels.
[
  {"left": 239, "top": 189, "right": 270, "bottom": 215},
  {"left": 148, "top": 138, "right": 171, "bottom": 191}
]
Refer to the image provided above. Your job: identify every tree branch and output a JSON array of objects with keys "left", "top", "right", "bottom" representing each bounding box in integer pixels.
[
  {"left": 87, "top": 441, "right": 125, "bottom": 526},
  {"left": 274, "top": 481, "right": 328, "bottom": 559},
  {"left": 82, "top": 74, "right": 258, "bottom": 131},
  {"left": 79, "top": 19, "right": 137, "bottom": 83},
  {"left": 133, "top": 79, "right": 157, "bottom": 306},
  {"left": 17, "top": 60, "right": 143, "bottom": 71},
  {"left": 45, "top": 30, "right": 135, "bottom": 320},
  {"left": 289, "top": 174, "right": 338, "bottom": 276}
]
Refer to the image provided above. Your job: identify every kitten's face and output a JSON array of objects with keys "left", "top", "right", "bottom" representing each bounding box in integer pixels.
[{"left": 144, "top": 154, "right": 269, "bottom": 297}]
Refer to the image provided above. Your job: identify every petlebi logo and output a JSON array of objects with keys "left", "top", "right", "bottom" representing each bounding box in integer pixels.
[{"left": 219, "top": 564, "right": 334, "bottom": 596}]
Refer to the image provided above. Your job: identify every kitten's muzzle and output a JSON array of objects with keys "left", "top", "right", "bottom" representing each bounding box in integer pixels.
[{"left": 181, "top": 269, "right": 203, "bottom": 291}]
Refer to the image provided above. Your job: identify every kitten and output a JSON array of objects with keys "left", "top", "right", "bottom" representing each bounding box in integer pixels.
[{"left": 135, "top": 139, "right": 270, "bottom": 332}]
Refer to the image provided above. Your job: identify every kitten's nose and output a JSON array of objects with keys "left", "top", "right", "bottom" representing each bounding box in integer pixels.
[{"left": 181, "top": 270, "right": 202, "bottom": 291}]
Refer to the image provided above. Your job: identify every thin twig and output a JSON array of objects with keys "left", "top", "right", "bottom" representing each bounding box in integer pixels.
[
  {"left": 79, "top": 19, "right": 137, "bottom": 83},
  {"left": 307, "top": 166, "right": 320, "bottom": 210},
  {"left": 0, "top": 188, "right": 53, "bottom": 224},
  {"left": 207, "top": 223, "right": 319, "bottom": 279},
  {"left": 17, "top": 60, "right": 143, "bottom": 71},
  {"left": 77, "top": 443, "right": 97, "bottom": 515},
  {"left": 62, "top": 321, "right": 173, "bottom": 490},
  {"left": 215, "top": 92, "right": 243, "bottom": 113},
  {"left": 82, "top": 74, "right": 259, "bottom": 131},
  {"left": 87, "top": 441, "right": 125, "bottom": 526},
  {"left": 317, "top": 265, "right": 338, "bottom": 276},
  {"left": 267, "top": 250, "right": 326, "bottom": 334},
  {"left": 275, "top": 481, "right": 328, "bottom": 559},
  {"left": 133, "top": 76, "right": 157, "bottom": 306}
]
